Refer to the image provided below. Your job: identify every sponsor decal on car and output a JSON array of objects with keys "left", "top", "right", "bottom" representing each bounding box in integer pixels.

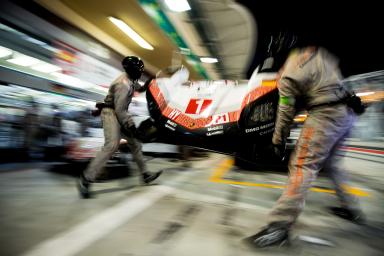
[
  {"left": 259, "top": 127, "right": 275, "bottom": 136},
  {"left": 165, "top": 119, "right": 177, "bottom": 131},
  {"left": 168, "top": 109, "right": 182, "bottom": 120},
  {"left": 206, "top": 130, "right": 224, "bottom": 136},
  {"left": 250, "top": 102, "right": 275, "bottom": 122},
  {"left": 185, "top": 99, "right": 212, "bottom": 114},
  {"left": 207, "top": 125, "right": 223, "bottom": 131},
  {"left": 206, "top": 112, "right": 230, "bottom": 126},
  {"left": 149, "top": 80, "right": 277, "bottom": 130},
  {"left": 206, "top": 125, "right": 224, "bottom": 136},
  {"left": 245, "top": 122, "right": 275, "bottom": 134}
]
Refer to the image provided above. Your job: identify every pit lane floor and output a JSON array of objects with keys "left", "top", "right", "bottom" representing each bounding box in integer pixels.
[{"left": 0, "top": 146, "right": 383, "bottom": 256}]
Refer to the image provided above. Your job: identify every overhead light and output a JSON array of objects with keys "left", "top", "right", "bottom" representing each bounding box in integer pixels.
[
  {"left": 200, "top": 57, "right": 218, "bottom": 63},
  {"left": 31, "top": 62, "right": 62, "bottom": 73},
  {"left": 108, "top": 17, "right": 154, "bottom": 50},
  {"left": 165, "top": 0, "right": 191, "bottom": 12},
  {"left": 179, "top": 47, "right": 191, "bottom": 55},
  {"left": 356, "top": 91, "right": 375, "bottom": 97},
  {"left": 0, "top": 46, "right": 12, "bottom": 58},
  {"left": 7, "top": 53, "right": 41, "bottom": 66}
]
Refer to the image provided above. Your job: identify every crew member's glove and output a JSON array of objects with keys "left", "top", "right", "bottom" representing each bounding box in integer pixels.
[
  {"left": 95, "top": 102, "right": 105, "bottom": 109},
  {"left": 121, "top": 125, "right": 150, "bottom": 142},
  {"left": 91, "top": 109, "right": 101, "bottom": 117},
  {"left": 91, "top": 102, "right": 105, "bottom": 117},
  {"left": 272, "top": 142, "right": 286, "bottom": 161},
  {"left": 121, "top": 125, "right": 137, "bottom": 138}
]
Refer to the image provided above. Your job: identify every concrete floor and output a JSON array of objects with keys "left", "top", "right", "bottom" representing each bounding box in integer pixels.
[{"left": 0, "top": 145, "right": 383, "bottom": 256}]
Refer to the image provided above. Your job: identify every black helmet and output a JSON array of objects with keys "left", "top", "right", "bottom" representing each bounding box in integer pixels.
[
  {"left": 122, "top": 56, "right": 144, "bottom": 81},
  {"left": 261, "top": 31, "right": 298, "bottom": 72},
  {"left": 268, "top": 31, "right": 297, "bottom": 57}
]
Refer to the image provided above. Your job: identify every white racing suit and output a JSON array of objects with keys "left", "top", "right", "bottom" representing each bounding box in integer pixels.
[
  {"left": 269, "top": 47, "right": 360, "bottom": 225},
  {"left": 84, "top": 73, "right": 146, "bottom": 182}
]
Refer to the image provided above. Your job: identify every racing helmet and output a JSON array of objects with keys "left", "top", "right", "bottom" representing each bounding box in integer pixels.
[
  {"left": 122, "top": 56, "right": 144, "bottom": 81},
  {"left": 261, "top": 31, "right": 298, "bottom": 72}
]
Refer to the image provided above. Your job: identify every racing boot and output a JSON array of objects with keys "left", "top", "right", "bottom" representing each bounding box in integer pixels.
[
  {"left": 243, "top": 222, "right": 290, "bottom": 248},
  {"left": 78, "top": 172, "right": 91, "bottom": 199},
  {"left": 142, "top": 170, "right": 163, "bottom": 185},
  {"left": 328, "top": 206, "right": 366, "bottom": 225}
]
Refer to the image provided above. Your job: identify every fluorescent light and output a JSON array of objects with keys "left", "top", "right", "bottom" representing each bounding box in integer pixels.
[
  {"left": 179, "top": 47, "right": 191, "bottom": 55},
  {"left": 7, "top": 54, "right": 41, "bottom": 66},
  {"left": 356, "top": 91, "right": 374, "bottom": 96},
  {"left": 0, "top": 46, "right": 12, "bottom": 58},
  {"left": 165, "top": 0, "right": 191, "bottom": 12},
  {"left": 31, "top": 62, "right": 62, "bottom": 73},
  {"left": 108, "top": 17, "right": 154, "bottom": 50},
  {"left": 200, "top": 57, "right": 218, "bottom": 63}
]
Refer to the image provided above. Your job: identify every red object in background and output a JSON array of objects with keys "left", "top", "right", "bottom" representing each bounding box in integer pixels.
[
  {"left": 52, "top": 83, "right": 66, "bottom": 93},
  {"left": 185, "top": 99, "right": 212, "bottom": 114}
]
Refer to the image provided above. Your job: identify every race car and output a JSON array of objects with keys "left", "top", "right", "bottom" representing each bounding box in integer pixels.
[{"left": 138, "top": 67, "right": 296, "bottom": 165}]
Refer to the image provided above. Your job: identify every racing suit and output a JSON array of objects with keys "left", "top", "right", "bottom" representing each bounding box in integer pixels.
[
  {"left": 269, "top": 47, "right": 360, "bottom": 225},
  {"left": 84, "top": 73, "right": 146, "bottom": 182}
]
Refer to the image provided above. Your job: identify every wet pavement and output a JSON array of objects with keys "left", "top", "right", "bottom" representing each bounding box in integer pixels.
[{"left": 0, "top": 144, "right": 383, "bottom": 256}]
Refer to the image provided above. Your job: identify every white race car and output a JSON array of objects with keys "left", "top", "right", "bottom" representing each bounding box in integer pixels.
[{"left": 139, "top": 67, "right": 296, "bottom": 165}]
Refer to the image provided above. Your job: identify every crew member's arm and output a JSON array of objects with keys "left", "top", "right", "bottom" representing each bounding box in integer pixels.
[
  {"left": 272, "top": 50, "right": 313, "bottom": 145},
  {"left": 272, "top": 77, "right": 298, "bottom": 145},
  {"left": 113, "top": 83, "right": 135, "bottom": 132}
]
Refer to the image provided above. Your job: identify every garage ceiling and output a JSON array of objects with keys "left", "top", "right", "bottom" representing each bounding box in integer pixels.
[{"left": 35, "top": 0, "right": 257, "bottom": 80}]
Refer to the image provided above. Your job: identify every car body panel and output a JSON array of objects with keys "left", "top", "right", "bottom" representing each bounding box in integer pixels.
[{"left": 143, "top": 68, "right": 283, "bottom": 162}]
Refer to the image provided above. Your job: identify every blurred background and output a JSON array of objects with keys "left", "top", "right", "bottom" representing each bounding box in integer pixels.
[{"left": 0, "top": 1, "right": 383, "bottom": 256}]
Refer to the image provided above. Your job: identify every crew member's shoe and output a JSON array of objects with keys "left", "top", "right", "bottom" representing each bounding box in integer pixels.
[
  {"left": 142, "top": 170, "right": 163, "bottom": 184},
  {"left": 78, "top": 173, "right": 91, "bottom": 199},
  {"left": 328, "top": 206, "right": 366, "bottom": 225},
  {"left": 243, "top": 222, "right": 290, "bottom": 248}
]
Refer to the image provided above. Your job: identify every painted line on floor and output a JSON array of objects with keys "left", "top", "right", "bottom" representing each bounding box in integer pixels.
[
  {"left": 340, "top": 146, "right": 384, "bottom": 155},
  {"left": 209, "top": 158, "right": 370, "bottom": 197},
  {"left": 22, "top": 185, "right": 175, "bottom": 256}
]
